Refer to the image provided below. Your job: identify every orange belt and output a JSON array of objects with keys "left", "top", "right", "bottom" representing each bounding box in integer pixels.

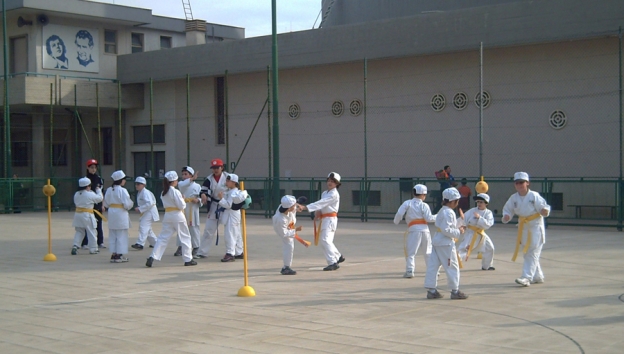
[
  {"left": 75, "top": 207, "right": 107, "bottom": 222},
  {"left": 313, "top": 212, "right": 338, "bottom": 246},
  {"left": 404, "top": 219, "right": 427, "bottom": 257},
  {"left": 288, "top": 221, "right": 311, "bottom": 247},
  {"left": 465, "top": 225, "right": 485, "bottom": 261},
  {"left": 511, "top": 213, "right": 541, "bottom": 262}
]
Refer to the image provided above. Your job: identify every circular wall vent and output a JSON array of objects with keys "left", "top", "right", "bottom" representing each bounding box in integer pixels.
[
  {"left": 349, "top": 99, "right": 363, "bottom": 116},
  {"left": 288, "top": 103, "right": 301, "bottom": 120},
  {"left": 453, "top": 92, "right": 468, "bottom": 110},
  {"left": 474, "top": 91, "right": 491, "bottom": 109},
  {"left": 331, "top": 100, "right": 344, "bottom": 117},
  {"left": 549, "top": 110, "right": 567, "bottom": 130},
  {"left": 431, "top": 94, "right": 446, "bottom": 112}
]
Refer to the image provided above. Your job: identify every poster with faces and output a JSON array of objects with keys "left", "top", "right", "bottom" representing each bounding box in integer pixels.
[{"left": 42, "top": 24, "right": 99, "bottom": 73}]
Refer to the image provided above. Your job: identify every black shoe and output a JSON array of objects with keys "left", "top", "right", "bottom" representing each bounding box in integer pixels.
[
  {"left": 221, "top": 254, "right": 235, "bottom": 262},
  {"left": 131, "top": 244, "right": 144, "bottom": 250},
  {"left": 184, "top": 260, "right": 197, "bottom": 266},
  {"left": 234, "top": 253, "right": 244, "bottom": 259},
  {"left": 281, "top": 266, "right": 297, "bottom": 275},
  {"left": 174, "top": 246, "right": 182, "bottom": 256},
  {"left": 149, "top": 245, "right": 154, "bottom": 248},
  {"left": 337, "top": 255, "right": 345, "bottom": 264},
  {"left": 482, "top": 266, "right": 496, "bottom": 271},
  {"left": 323, "top": 263, "right": 339, "bottom": 271},
  {"left": 146, "top": 257, "right": 153, "bottom": 267}
]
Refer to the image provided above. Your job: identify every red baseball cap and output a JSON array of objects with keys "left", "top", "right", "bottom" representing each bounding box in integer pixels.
[
  {"left": 86, "top": 159, "right": 98, "bottom": 167},
  {"left": 210, "top": 158, "right": 224, "bottom": 168}
]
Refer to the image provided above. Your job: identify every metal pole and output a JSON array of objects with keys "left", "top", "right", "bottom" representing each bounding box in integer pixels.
[
  {"left": 117, "top": 81, "right": 122, "bottom": 170},
  {"left": 225, "top": 70, "right": 229, "bottom": 170},
  {"left": 267, "top": 65, "right": 272, "bottom": 182},
  {"left": 271, "top": 0, "right": 280, "bottom": 208},
  {"left": 74, "top": 85, "right": 79, "bottom": 177},
  {"left": 96, "top": 83, "right": 101, "bottom": 164},
  {"left": 363, "top": 58, "right": 368, "bottom": 222},
  {"left": 49, "top": 83, "right": 53, "bottom": 177},
  {"left": 150, "top": 78, "right": 154, "bottom": 179},
  {"left": 479, "top": 42, "right": 484, "bottom": 177},
  {"left": 2, "top": 0, "right": 11, "bottom": 179},
  {"left": 186, "top": 74, "right": 190, "bottom": 165},
  {"left": 618, "top": 27, "right": 623, "bottom": 231}
]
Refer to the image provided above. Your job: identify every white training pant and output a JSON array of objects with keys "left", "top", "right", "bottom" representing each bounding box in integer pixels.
[
  {"left": 151, "top": 222, "right": 193, "bottom": 262},
  {"left": 424, "top": 243, "right": 460, "bottom": 291},
  {"left": 522, "top": 242, "right": 544, "bottom": 281},
  {"left": 177, "top": 224, "right": 200, "bottom": 249},
  {"left": 405, "top": 230, "right": 431, "bottom": 273},
  {"left": 109, "top": 229, "right": 129, "bottom": 255},
  {"left": 281, "top": 236, "right": 294, "bottom": 267},
  {"left": 198, "top": 218, "right": 219, "bottom": 256},
  {"left": 320, "top": 228, "right": 341, "bottom": 265},
  {"left": 457, "top": 234, "right": 495, "bottom": 269},
  {"left": 224, "top": 219, "right": 242, "bottom": 256},
  {"left": 136, "top": 217, "right": 157, "bottom": 247},
  {"left": 74, "top": 226, "right": 97, "bottom": 252}
]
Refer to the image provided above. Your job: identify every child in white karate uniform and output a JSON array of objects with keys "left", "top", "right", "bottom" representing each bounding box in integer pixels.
[
  {"left": 103, "top": 170, "right": 134, "bottom": 263},
  {"left": 197, "top": 158, "right": 229, "bottom": 258},
  {"left": 273, "top": 195, "right": 304, "bottom": 275},
  {"left": 457, "top": 193, "right": 495, "bottom": 270},
  {"left": 146, "top": 171, "right": 197, "bottom": 267},
  {"left": 175, "top": 166, "right": 202, "bottom": 258},
  {"left": 131, "top": 176, "right": 159, "bottom": 250},
  {"left": 71, "top": 177, "right": 103, "bottom": 255},
  {"left": 216, "top": 174, "right": 248, "bottom": 262},
  {"left": 424, "top": 187, "right": 468, "bottom": 299},
  {"left": 502, "top": 172, "right": 550, "bottom": 287},
  {"left": 393, "top": 184, "right": 436, "bottom": 278},
  {"left": 299, "top": 172, "right": 344, "bottom": 271}
]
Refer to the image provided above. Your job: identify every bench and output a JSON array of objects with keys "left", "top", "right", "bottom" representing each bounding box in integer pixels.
[{"left": 568, "top": 205, "right": 617, "bottom": 219}]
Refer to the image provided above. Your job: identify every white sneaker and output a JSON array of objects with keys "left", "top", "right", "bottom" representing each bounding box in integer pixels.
[
  {"left": 515, "top": 277, "right": 530, "bottom": 287},
  {"left": 81, "top": 245, "right": 89, "bottom": 250},
  {"left": 403, "top": 272, "right": 414, "bottom": 278},
  {"left": 531, "top": 278, "right": 544, "bottom": 284}
]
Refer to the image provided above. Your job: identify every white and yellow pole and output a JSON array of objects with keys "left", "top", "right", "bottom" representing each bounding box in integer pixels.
[
  {"left": 42, "top": 179, "right": 57, "bottom": 261},
  {"left": 237, "top": 181, "right": 256, "bottom": 297}
]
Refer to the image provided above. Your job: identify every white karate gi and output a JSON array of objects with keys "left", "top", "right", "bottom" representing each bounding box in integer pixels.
[
  {"left": 103, "top": 185, "right": 134, "bottom": 255},
  {"left": 150, "top": 187, "right": 193, "bottom": 262},
  {"left": 273, "top": 207, "right": 297, "bottom": 267},
  {"left": 306, "top": 188, "right": 342, "bottom": 265},
  {"left": 72, "top": 188, "right": 103, "bottom": 252},
  {"left": 218, "top": 188, "right": 248, "bottom": 256},
  {"left": 457, "top": 207, "right": 495, "bottom": 269},
  {"left": 135, "top": 187, "right": 159, "bottom": 247},
  {"left": 177, "top": 178, "right": 203, "bottom": 249},
  {"left": 502, "top": 190, "right": 550, "bottom": 282},
  {"left": 197, "top": 172, "right": 229, "bottom": 256},
  {"left": 393, "top": 198, "right": 436, "bottom": 274},
  {"left": 424, "top": 206, "right": 462, "bottom": 291}
]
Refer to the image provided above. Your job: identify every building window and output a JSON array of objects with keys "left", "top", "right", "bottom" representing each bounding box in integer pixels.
[
  {"left": 104, "top": 30, "right": 117, "bottom": 54},
  {"left": 12, "top": 142, "right": 28, "bottom": 167},
  {"left": 52, "top": 144, "right": 67, "bottom": 166},
  {"left": 131, "top": 33, "right": 144, "bottom": 53},
  {"left": 352, "top": 190, "right": 381, "bottom": 206},
  {"left": 160, "top": 36, "right": 172, "bottom": 49},
  {"left": 133, "top": 125, "right": 165, "bottom": 144},
  {"left": 215, "top": 77, "right": 225, "bottom": 145}
]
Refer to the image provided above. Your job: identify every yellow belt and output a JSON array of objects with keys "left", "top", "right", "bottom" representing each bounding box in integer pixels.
[
  {"left": 465, "top": 225, "right": 485, "bottom": 261},
  {"left": 75, "top": 207, "right": 107, "bottom": 222},
  {"left": 512, "top": 213, "right": 541, "bottom": 262},
  {"left": 165, "top": 207, "right": 182, "bottom": 212},
  {"left": 313, "top": 212, "right": 338, "bottom": 246},
  {"left": 436, "top": 227, "right": 462, "bottom": 269},
  {"left": 184, "top": 197, "right": 194, "bottom": 224},
  {"left": 404, "top": 219, "right": 426, "bottom": 257},
  {"left": 108, "top": 204, "right": 124, "bottom": 209}
]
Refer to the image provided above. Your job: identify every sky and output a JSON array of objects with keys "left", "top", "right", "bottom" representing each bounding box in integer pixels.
[{"left": 93, "top": 0, "right": 323, "bottom": 38}]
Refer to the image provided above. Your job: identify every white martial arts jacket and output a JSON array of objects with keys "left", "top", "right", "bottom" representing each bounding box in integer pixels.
[
  {"left": 201, "top": 172, "right": 229, "bottom": 219},
  {"left": 502, "top": 190, "right": 550, "bottom": 245},
  {"left": 161, "top": 187, "right": 187, "bottom": 224},
  {"left": 432, "top": 206, "right": 462, "bottom": 247},
  {"left": 73, "top": 188, "right": 103, "bottom": 228},
  {"left": 273, "top": 207, "right": 297, "bottom": 238},
  {"left": 460, "top": 207, "right": 494, "bottom": 244},
  {"left": 393, "top": 198, "right": 436, "bottom": 231},
  {"left": 178, "top": 178, "right": 203, "bottom": 226},
  {"left": 136, "top": 188, "right": 159, "bottom": 222},
  {"left": 103, "top": 186, "right": 134, "bottom": 229},
  {"left": 218, "top": 188, "right": 249, "bottom": 225},
  {"left": 306, "top": 188, "right": 340, "bottom": 230}
]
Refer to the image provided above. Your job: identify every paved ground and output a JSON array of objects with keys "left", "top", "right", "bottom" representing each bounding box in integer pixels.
[{"left": 0, "top": 211, "right": 623, "bottom": 353}]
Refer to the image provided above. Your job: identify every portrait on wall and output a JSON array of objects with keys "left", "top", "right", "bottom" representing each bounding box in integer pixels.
[{"left": 42, "top": 24, "right": 99, "bottom": 73}]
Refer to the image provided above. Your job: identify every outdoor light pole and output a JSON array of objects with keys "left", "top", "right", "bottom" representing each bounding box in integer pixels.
[{"left": 271, "top": 0, "right": 280, "bottom": 209}]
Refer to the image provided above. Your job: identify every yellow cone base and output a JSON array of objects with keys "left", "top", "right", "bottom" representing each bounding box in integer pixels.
[
  {"left": 43, "top": 253, "right": 57, "bottom": 262},
  {"left": 237, "top": 285, "right": 256, "bottom": 297}
]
